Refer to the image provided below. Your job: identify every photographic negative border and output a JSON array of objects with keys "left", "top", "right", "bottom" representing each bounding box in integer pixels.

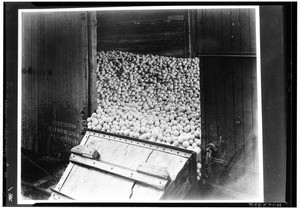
[
  {"left": 3, "top": 1, "right": 296, "bottom": 207},
  {"left": 19, "top": 5, "right": 263, "bottom": 205}
]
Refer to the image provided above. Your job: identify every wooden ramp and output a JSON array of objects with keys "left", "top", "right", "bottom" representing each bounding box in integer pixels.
[{"left": 49, "top": 129, "right": 197, "bottom": 201}]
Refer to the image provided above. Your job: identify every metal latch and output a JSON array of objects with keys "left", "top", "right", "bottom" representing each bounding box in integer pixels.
[
  {"left": 71, "top": 145, "right": 100, "bottom": 159},
  {"left": 204, "top": 143, "right": 217, "bottom": 179}
]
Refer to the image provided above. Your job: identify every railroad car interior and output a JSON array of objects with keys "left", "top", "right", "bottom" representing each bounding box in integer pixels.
[{"left": 21, "top": 7, "right": 261, "bottom": 201}]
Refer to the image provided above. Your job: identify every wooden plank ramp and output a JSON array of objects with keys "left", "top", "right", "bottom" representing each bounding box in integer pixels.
[{"left": 49, "top": 130, "right": 196, "bottom": 201}]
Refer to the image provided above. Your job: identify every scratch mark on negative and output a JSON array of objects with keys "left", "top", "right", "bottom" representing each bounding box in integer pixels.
[
  {"left": 124, "top": 144, "right": 130, "bottom": 155},
  {"left": 145, "top": 149, "right": 154, "bottom": 163},
  {"left": 129, "top": 182, "right": 136, "bottom": 199}
]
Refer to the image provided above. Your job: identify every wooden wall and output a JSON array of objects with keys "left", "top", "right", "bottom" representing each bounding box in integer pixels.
[
  {"left": 97, "top": 10, "right": 189, "bottom": 57},
  {"left": 21, "top": 8, "right": 258, "bottom": 198},
  {"left": 195, "top": 9, "right": 256, "bottom": 55},
  {"left": 200, "top": 57, "right": 258, "bottom": 197},
  {"left": 196, "top": 8, "right": 258, "bottom": 198},
  {"left": 21, "top": 12, "right": 95, "bottom": 159}
]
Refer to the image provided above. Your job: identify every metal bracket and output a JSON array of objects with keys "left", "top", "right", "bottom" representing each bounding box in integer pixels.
[{"left": 71, "top": 145, "right": 99, "bottom": 159}]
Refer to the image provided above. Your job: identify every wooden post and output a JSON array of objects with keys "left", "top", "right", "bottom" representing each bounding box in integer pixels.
[
  {"left": 87, "top": 11, "right": 98, "bottom": 115},
  {"left": 184, "top": 10, "right": 192, "bottom": 58}
]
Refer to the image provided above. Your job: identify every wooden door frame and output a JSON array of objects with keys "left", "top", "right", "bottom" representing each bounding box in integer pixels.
[{"left": 87, "top": 11, "right": 98, "bottom": 115}]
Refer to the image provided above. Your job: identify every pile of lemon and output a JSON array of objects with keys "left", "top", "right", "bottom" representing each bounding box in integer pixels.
[{"left": 87, "top": 51, "right": 202, "bottom": 180}]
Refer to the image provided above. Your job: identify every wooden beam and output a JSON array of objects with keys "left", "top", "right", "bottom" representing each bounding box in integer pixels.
[
  {"left": 87, "top": 11, "right": 98, "bottom": 114},
  {"left": 184, "top": 10, "right": 192, "bottom": 58}
]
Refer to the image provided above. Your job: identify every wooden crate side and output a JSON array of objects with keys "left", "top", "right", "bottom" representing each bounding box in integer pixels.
[
  {"left": 161, "top": 154, "right": 196, "bottom": 200},
  {"left": 53, "top": 132, "right": 196, "bottom": 201}
]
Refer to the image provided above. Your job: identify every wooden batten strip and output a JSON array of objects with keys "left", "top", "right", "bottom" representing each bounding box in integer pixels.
[{"left": 86, "top": 129, "right": 194, "bottom": 159}]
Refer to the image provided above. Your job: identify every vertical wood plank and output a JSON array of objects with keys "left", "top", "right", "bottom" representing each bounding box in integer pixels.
[
  {"left": 197, "top": 10, "right": 204, "bottom": 53},
  {"left": 215, "top": 58, "right": 226, "bottom": 160},
  {"left": 213, "top": 9, "right": 223, "bottom": 52},
  {"left": 30, "top": 13, "right": 34, "bottom": 151},
  {"left": 242, "top": 58, "right": 255, "bottom": 196},
  {"left": 240, "top": 9, "right": 251, "bottom": 53},
  {"left": 189, "top": 10, "right": 197, "bottom": 57},
  {"left": 88, "top": 12, "right": 98, "bottom": 114},
  {"left": 242, "top": 58, "right": 254, "bottom": 168},
  {"left": 36, "top": 13, "right": 41, "bottom": 153},
  {"left": 184, "top": 10, "right": 192, "bottom": 58},
  {"left": 26, "top": 13, "right": 30, "bottom": 150},
  {"left": 27, "top": 13, "right": 31, "bottom": 151},
  {"left": 27, "top": 13, "right": 32, "bottom": 151},
  {"left": 74, "top": 14, "right": 80, "bottom": 120},
  {"left": 231, "top": 9, "right": 241, "bottom": 53},
  {"left": 224, "top": 58, "right": 235, "bottom": 161},
  {"left": 249, "top": 9, "right": 256, "bottom": 53},
  {"left": 32, "top": 13, "right": 38, "bottom": 153},
  {"left": 203, "top": 10, "right": 215, "bottom": 52},
  {"left": 222, "top": 9, "right": 231, "bottom": 52},
  {"left": 251, "top": 58, "right": 258, "bottom": 169},
  {"left": 204, "top": 57, "right": 217, "bottom": 144},
  {"left": 48, "top": 13, "right": 54, "bottom": 154},
  {"left": 43, "top": 13, "right": 48, "bottom": 155},
  {"left": 21, "top": 13, "right": 27, "bottom": 150},
  {"left": 38, "top": 13, "right": 43, "bottom": 153},
  {"left": 82, "top": 11, "right": 89, "bottom": 122},
  {"left": 233, "top": 59, "right": 244, "bottom": 166},
  {"left": 22, "top": 13, "right": 26, "bottom": 150},
  {"left": 210, "top": 58, "right": 218, "bottom": 145},
  {"left": 199, "top": 58, "right": 206, "bottom": 150}
]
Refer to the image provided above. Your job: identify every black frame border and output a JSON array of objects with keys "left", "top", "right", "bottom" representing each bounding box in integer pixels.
[{"left": 3, "top": 1, "right": 296, "bottom": 207}]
